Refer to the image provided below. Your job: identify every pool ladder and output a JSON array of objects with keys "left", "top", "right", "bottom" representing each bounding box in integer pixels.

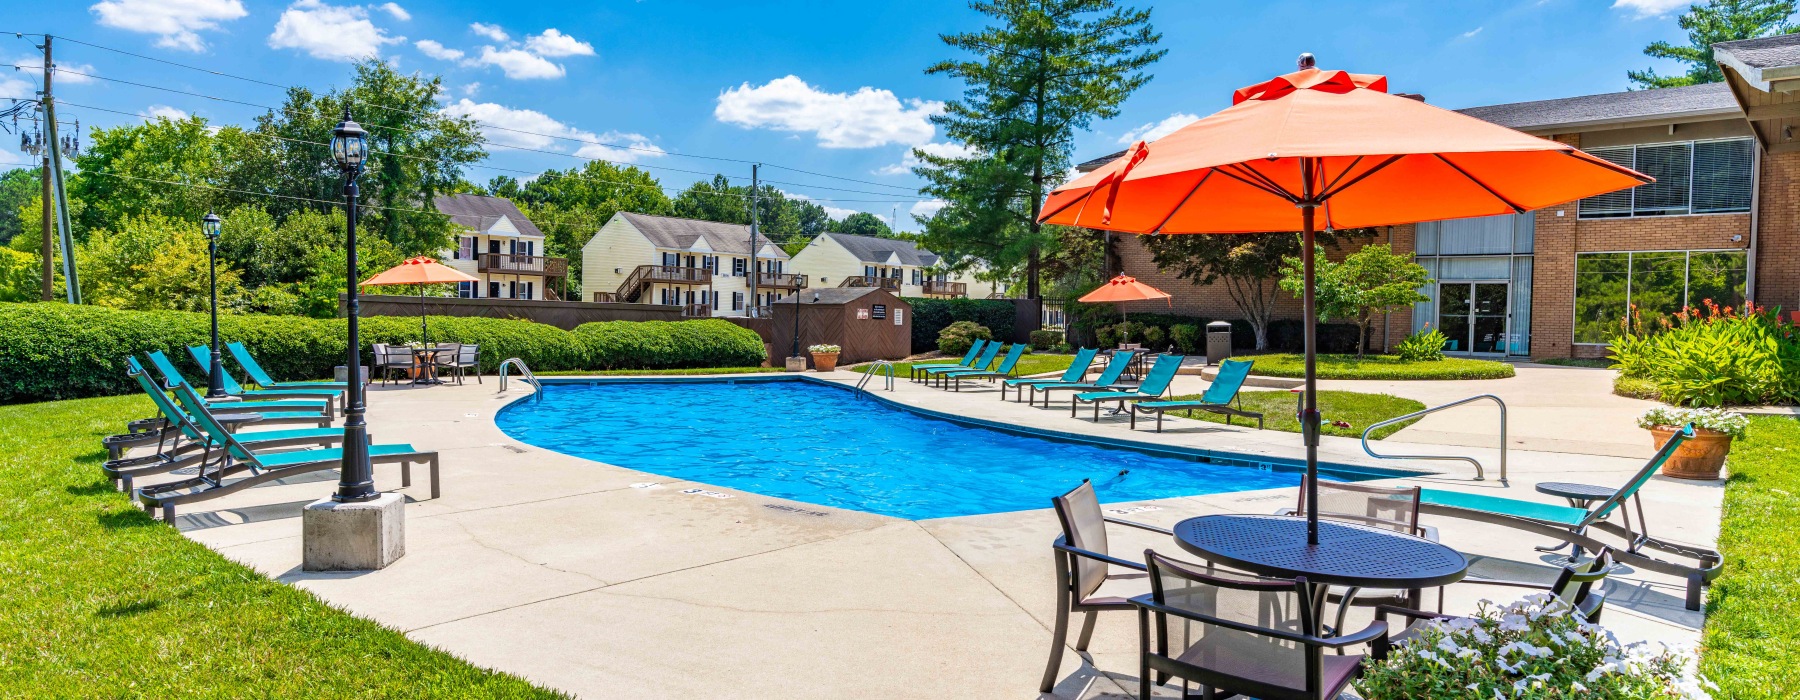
[
  {"left": 497, "top": 357, "right": 543, "bottom": 402},
  {"left": 854, "top": 361, "right": 896, "bottom": 398},
  {"left": 1358, "top": 393, "right": 1507, "bottom": 484}
]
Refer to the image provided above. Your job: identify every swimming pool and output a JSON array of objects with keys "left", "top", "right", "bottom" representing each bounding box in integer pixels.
[{"left": 497, "top": 378, "right": 1401, "bottom": 520}]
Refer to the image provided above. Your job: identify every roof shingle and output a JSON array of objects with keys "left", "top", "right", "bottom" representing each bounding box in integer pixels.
[
  {"left": 1452, "top": 82, "right": 1738, "bottom": 131},
  {"left": 433, "top": 194, "right": 544, "bottom": 237},
  {"left": 822, "top": 232, "right": 939, "bottom": 267},
  {"left": 618, "top": 212, "right": 790, "bottom": 258}
]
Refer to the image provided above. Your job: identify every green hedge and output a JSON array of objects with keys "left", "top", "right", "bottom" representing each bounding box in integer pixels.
[
  {"left": 0, "top": 302, "right": 767, "bottom": 403},
  {"left": 903, "top": 297, "right": 1016, "bottom": 354}
]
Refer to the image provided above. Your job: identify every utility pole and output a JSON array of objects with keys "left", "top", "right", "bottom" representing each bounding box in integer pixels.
[
  {"left": 749, "top": 163, "right": 760, "bottom": 316},
  {"left": 40, "top": 35, "right": 78, "bottom": 303},
  {"left": 38, "top": 37, "right": 53, "bottom": 301}
]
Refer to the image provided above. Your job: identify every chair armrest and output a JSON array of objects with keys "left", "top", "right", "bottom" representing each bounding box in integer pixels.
[
  {"left": 1105, "top": 517, "right": 1173, "bottom": 536},
  {"left": 1416, "top": 523, "right": 1441, "bottom": 542},
  {"left": 1318, "top": 620, "right": 1389, "bottom": 649},
  {"left": 1273, "top": 507, "right": 1297, "bottom": 517},
  {"left": 1054, "top": 541, "right": 1148, "bottom": 572},
  {"left": 1373, "top": 604, "right": 1456, "bottom": 624}
]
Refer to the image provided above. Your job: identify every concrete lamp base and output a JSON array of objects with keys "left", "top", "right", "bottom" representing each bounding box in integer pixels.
[
  {"left": 784, "top": 356, "right": 808, "bottom": 372},
  {"left": 302, "top": 492, "right": 406, "bottom": 571}
]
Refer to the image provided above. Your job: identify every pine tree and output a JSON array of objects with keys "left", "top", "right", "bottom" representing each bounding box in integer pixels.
[{"left": 1630, "top": 0, "right": 1799, "bottom": 89}]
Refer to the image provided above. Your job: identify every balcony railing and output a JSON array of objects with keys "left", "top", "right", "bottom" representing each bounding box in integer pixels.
[
  {"left": 754, "top": 272, "right": 806, "bottom": 290},
  {"left": 478, "top": 253, "right": 568, "bottom": 277},
  {"left": 635, "top": 264, "right": 713, "bottom": 285},
  {"left": 839, "top": 275, "right": 900, "bottom": 291},
  {"left": 592, "top": 291, "right": 618, "bottom": 303},
  {"left": 923, "top": 280, "right": 967, "bottom": 297},
  {"left": 680, "top": 303, "right": 712, "bottom": 317}
]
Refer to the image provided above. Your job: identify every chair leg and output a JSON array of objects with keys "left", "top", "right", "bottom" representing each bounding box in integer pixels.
[
  {"left": 1075, "top": 610, "right": 1098, "bottom": 651},
  {"left": 430, "top": 454, "right": 441, "bottom": 499},
  {"left": 1138, "top": 608, "right": 1152, "bottom": 700},
  {"left": 1041, "top": 587, "right": 1073, "bottom": 693}
]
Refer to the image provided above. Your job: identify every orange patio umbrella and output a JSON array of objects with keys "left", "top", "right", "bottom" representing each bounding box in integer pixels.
[
  {"left": 360, "top": 256, "right": 480, "bottom": 345},
  {"left": 1041, "top": 54, "right": 1650, "bottom": 544},
  {"left": 1078, "top": 274, "right": 1171, "bottom": 337}
]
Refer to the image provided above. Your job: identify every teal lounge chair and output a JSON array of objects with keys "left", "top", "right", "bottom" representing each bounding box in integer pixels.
[
  {"left": 136, "top": 382, "right": 438, "bottom": 522},
  {"left": 1028, "top": 350, "right": 1136, "bottom": 408},
  {"left": 922, "top": 341, "right": 1002, "bottom": 387},
  {"left": 130, "top": 356, "right": 332, "bottom": 423},
  {"left": 941, "top": 343, "right": 1028, "bottom": 392},
  {"left": 1071, "top": 354, "right": 1185, "bottom": 419},
  {"left": 186, "top": 345, "right": 342, "bottom": 413},
  {"left": 104, "top": 362, "right": 340, "bottom": 493},
  {"left": 909, "top": 340, "right": 986, "bottom": 382},
  {"left": 145, "top": 350, "right": 332, "bottom": 417},
  {"left": 1130, "top": 358, "right": 1264, "bottom": 432},
  {"left": 1417, "top": 424, "right": 1721, "bottom": 611},
  {"left": 1002, "top": 348, "right": 1097, "bottom": 402},
  {"left": 226, "top": 342, "right": 351, "bottom": 390}
]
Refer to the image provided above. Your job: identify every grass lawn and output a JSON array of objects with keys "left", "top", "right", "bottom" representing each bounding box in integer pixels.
[
  {"left": 1530, "top": 357, "right": 1615, "bottom": 368},
  {"left": 856, "top": 352, "right": 1078, "bottom": 378},
  {"left": 1159, "top": 389, "right": 1426, "bottom": 439},
  {"left": 536, "top": 366, "right": 783, "bottom": 377},
  {"left": 0, "top": 394, "right": 563, "bottom": 697},
  {"left": 1701, "top": 415, "right": 1800, "bottom": 699},
  {"left": 1237, "top": 353, "right": 1516, "bottom": 380}
]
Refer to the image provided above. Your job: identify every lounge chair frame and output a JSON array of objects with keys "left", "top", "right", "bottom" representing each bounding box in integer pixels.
[
  {"left": 1001, "top": 347, "right": 1097, "bottom": 402},
  {"left": 1071, "top": 354, "right": 1184, "bottom": 420},
  {"left": 1030, "top": 350, "right": 1136, "bottom": 408},
  {"left": 942, "top": 343, "right": 1028, "bottom": 391},
  {"left": 1129, "top": 359, "right": 1264, "bottom": 432},
  {"left": 908, "top": 340, "right": 986, "bottom": 382},
  {"left": 226, "top": 341, "right": 351, "bottom": 390},
  {"left": 922, "top": 341, "right": 1002, "bottom": 387}
]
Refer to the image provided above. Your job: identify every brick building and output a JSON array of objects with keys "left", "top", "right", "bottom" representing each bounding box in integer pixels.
[{"left": 1087, "top": 34, "right": 1800, "bottom": 359}]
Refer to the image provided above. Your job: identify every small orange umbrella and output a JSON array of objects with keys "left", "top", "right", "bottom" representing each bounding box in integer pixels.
[
  {"left": 1042, "top": 55, "right": 1650, "bottom": 545},
  {"left": 360, "top": 256, "right": 480, "bottom": 344},
  {"left": 1079, "top": 275, "right": 1171, "bottom": 338}
]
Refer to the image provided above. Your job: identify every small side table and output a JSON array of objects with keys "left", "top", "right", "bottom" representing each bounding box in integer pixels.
[{"left": 1533, "top": 481, "right": 1646, "bottom": 560}]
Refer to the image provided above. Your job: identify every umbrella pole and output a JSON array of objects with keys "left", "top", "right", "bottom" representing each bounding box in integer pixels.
[
  {"left": 1301, "top": 202, "right": 1321, "bottom": 545},
  {"left": 420, "top": 285, "right": 429, "bottom": 346}
]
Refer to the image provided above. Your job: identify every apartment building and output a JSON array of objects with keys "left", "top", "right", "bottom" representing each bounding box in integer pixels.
[
  {"left": 787, "top": 232, "right": 1000, "bottom": 299},
  {"left": 580, "top": 212, "right": 800, "bottom": 317},
  {"left": 434, "top": 194, "right": 567, "bottom": 301}
]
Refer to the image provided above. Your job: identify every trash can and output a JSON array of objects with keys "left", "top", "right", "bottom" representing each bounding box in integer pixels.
[{"left": 1205, "top": 321, "right": 1233, "bottom": 365}]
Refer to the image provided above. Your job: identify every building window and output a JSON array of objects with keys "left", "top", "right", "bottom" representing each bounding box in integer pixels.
[
  {"left": 457, "top": 281, "right": 474, "bottom": 298},
  {"left": 1572, "top": 249, "right": 1747, "bottom": 343},
  {"left": 1578, "top": 139, "right": 1753, "bottom": 218},
  {"left": 732, "top": 292, "right": 744, "bottom": 310},
  {"left": 864, "top": 265, "right": 875, "bottom": 277},
  {"left": 456, "top": 236, "right": 474, "bottom": 260},
  {"left": 732, "top": 257, "right": 746, "bottom": 276},
  {"left": 662, "top": 252, "right": 679, "bottom": 267},
  {"left": 911, "top": 269, "right": 922, "bottom": 285},
  {"left": 519, "top": 281, "right": 533, "bottom": 299}
]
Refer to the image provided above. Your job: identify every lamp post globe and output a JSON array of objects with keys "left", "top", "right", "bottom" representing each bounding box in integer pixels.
[
  {"left": 201, "top": 211, "right": 227, "bottom": 399},
  {"left": 331, "top": 108, "right": 378, "bottom": 503}
]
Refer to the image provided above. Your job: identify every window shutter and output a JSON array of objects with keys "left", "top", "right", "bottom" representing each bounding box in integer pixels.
[
  {"left": 1631, "top": 143, "right": 1692, "bottom": 215},
  {"left": 1693, "top": 139, "right": 1753, "bottom": 213},
  {"left": 1578, "top": 147, "right": 1635, "bottom": 218}
]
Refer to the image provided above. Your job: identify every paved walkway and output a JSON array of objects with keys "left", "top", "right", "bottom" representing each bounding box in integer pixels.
[{"left": 130, "top": 370, "right": 1723, "bottom": 699}]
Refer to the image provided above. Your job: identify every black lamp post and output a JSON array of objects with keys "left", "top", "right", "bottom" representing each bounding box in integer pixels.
[
  {"left": 201, "top": 211, "right": 227, "bottom": 399},
  {"left": 330, "top": 108, "right": 377, "bottom": 503},
  {"left": 790, "top": 277, "right": 811, "bottom": 359}
]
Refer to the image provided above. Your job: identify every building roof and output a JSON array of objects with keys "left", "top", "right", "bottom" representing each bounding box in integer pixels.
[
  {"left": 432, "top": 194, "right": 543, "bottom": 237},
  {"left": 822, "top": 232, "right": 940, "bottom": 267},
  {"left": 1714, "top": 33, "right": 1800, "bottom": 89},
  {"left": 798, "top": 287, "right": 890, "bottom": 304},
  {"left": 617, "top": 212, "right": 790, "bottom": 259},
  {"left": 1452, "top": 82, "right": 1738, "bottom": 132},
  {"left": 1075, "top": 150, "right": 1128, "bottom": 173}
]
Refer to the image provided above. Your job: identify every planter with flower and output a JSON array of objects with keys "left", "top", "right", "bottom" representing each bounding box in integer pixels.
[
  {"left": 1358, "top": 594, "right": 1709, "bottom": 700},
  {"left": 807, "top": 344, "right": 842, "bottom": 372},
  {"left": 1637, "top": 407, "right": 1749, "bottom": 480}
]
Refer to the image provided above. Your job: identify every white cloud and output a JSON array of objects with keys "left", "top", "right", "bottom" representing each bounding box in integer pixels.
[
  {"left": 439, "top": 99, "right": 665, "bottom": 163},
  {"left": 12, "top": 58, "right": 100, "bottom": 84},
  {"left": 139, "top": 105, "right": 189, "bottom": 121},
  {"left": 269, "top": 0, "right": 404, "bottom": 62},
  {"left": 780, "top": 190, "right": 862, "bottom": 220},
  {"left": 910, "top": 199, "right": 947, "bottom": 219},
  {"left": 469, "top": 22, "right": 509, "bottom": 42},
  {"left": 524, "top": 29, "right": 594, "bottom": 57},
  {"left": 1460, "top": 27, "right": 1483, "bottom": 39},
  {"left": 715, "top": 75, "right": 942, "bottom": 149},
  {"left": 1612, "top": 0, "right": 1689, "bottom": 17},
  {"left": 473, "top": 46, "right": 565, "bottom": 79},
  {"left": 89, "top": 0, "right": 247, "bottom": 52},
  {"left": 414, "top": 39, "right": 464, "bottom": 61},
  {"left": 1118, "top": 112, "right": 1197, "bottom": 145},
  {"left": 377, "top": 2, "right": 409, "bottom": 20},
  {"left": 461, "top": 82, "right": 481, "bottom": 97},
  {"left": 876, "top": 141, "right": 977, "bottom": 175},
  {"left": 0, "top": 148, "right": 26, "bottom": 166},
  {"left": 0, "top": 74, "right": 31, "bottom": 100}
]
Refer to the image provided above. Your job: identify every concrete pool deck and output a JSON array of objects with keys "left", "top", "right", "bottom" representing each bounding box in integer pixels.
[{"left": 134, "top": 369, "right": 1724, "bottom": 699}]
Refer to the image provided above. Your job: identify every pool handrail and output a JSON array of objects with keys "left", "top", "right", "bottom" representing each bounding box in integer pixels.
[
  {"left": 856, "top": 360, "right": 896, "bottom": 397},
  {"left": 1360, "top": 393, "right": 1506, "bottom": 483},
  {"left": 498, "top": 357, "right": 542, "bottom": 401}
]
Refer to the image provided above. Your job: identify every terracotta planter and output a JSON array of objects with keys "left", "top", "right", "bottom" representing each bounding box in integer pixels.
[
  {"left": 810, "top": 352, "right": 840, "bottom": 372},
  {"left": 1649, "top": 425, "right": 1733, "bottom": 480}
]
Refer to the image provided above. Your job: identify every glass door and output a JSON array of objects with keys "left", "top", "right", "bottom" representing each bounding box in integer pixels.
[{"left": 1437, "top": 282, "right": 1511, "bottom": 356}]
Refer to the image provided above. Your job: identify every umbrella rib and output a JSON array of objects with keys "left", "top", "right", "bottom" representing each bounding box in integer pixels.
[
  {"left": 1319, "top": 155, "right": 1364, "bottom": 195},
  {"left": 1214, "top": 164, "right": 1298, "bottom": 203},
  {"left": 1559, "top": 149, "right": 1654, "bottom": 184},
  {"left": 1039, "top": 186, "right": 1094, "bottom": 224},
  {"left": 1231, "top": 161, "right": 1301, "bottom": 201},
  {"left": 1432, "top": 154, "right": 1526, "bottom": 214},
  {"left": 1317, "top": 154, "right": 1405, "bottom": 201},
  {"left": 1149, "top": 170, "right": 1214, "bottom": 234}
]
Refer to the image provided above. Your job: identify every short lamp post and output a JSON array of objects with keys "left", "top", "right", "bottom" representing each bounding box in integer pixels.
[
  {"left": 201, "top": 212, "right": 226, "bottom": 399},
  {"left": 789, "top": 276, "right": 811, "bottom": 359},
  {"left": 330, "top": 109, "right": 377, "bottom": 504}
]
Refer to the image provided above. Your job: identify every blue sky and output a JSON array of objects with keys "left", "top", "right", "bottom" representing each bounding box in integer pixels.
[{"left": 3, "top": 0, "right": 1706, "bottom": 230}]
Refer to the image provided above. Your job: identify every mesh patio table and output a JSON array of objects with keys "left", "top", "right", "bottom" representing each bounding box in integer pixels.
[{"left": 1172, "top": 514, "right": 1468, "bottom": 634}]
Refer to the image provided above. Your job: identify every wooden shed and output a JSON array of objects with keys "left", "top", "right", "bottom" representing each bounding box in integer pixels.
[{"left": 757, "top": 287, "right": 912, "bottom": 366}]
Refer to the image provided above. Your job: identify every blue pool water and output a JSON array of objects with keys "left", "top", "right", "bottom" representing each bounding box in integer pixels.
[{"left": 497, "top": 379, "right": 1381, "bottom": 520}]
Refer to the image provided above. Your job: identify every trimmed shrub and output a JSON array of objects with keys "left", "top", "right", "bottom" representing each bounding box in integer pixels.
[
  {"left": 1609, "top": 302, "right": 1800, "bottom": 407},
  {"left": 0, "top": 302, "right": 768, "bottom": 403},
  {"left": 1169, "top": 324, "right": 1201, "bottom": 354},
  {"left": 1028, "top": 328, "right": 1062, "bottom": 350},
  {"left": 1141, "top": 325, "right": 1167, "bottom": 351},
  {"left": 937, "top": 320, "right": 992, "bottom": 356},
  {"left": 904, "top": 297, "right": 1015, "bottom": 354}
]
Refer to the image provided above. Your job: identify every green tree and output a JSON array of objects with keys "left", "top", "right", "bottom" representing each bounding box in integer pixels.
[
  {"left": 1144, "top": 231, "right": 1344, "bottom": 350},
  {"left": 0, "top": 249, "right": 38, "bottom": 302},
  {"left": 1279, "top": 243, "right": 1432, "bottom": 359},
  {"left": 513, "top": 161, "right": 674, "bottom": 298},
  {"left": 70, "top": 117, "right": 253, "bottom": 237},
  {"left": 76, "top": 214, "right": 246, "bottom": 312},
  {"left": 828, "top": 211, "right": 896, "bottom": 238},
  {"left": 1629, "top": 0, "right": 1798, "bottom": 88},
  {"left": 0, "top": 167, "right": 40, "bottom": 245},
  {"left": 917, "top": 0, "right": 1164, "bottom": 299}
]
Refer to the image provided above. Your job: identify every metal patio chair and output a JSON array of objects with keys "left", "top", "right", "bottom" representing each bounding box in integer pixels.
[
  {"left": 373, "top": 343, "right": 414, "bottom": 386},
  {"left": 1374, "top": 547, "right": 1616, "bottom": 655},
  {"left": 1040, "top": 479, "right": 1171, "bottom": 693},
  {"left": 1275, "top": 477, "right": 1443, "bottom": 636}
]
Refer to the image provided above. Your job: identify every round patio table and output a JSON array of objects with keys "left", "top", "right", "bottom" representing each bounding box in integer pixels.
[
  {"left": 410, "top": 347, "right": 446, "bottom": 385},
  {"left": 1533, "top": 481, "right": 1642, "bottom": 562},
  {"left": 1172, "top": 514, "right": 1468, "bottom": 633}
]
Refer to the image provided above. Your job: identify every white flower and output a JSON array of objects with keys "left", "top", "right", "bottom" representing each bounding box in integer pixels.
[{"left": 1499, "top": 614, "right": 1530, "bottom": 632}]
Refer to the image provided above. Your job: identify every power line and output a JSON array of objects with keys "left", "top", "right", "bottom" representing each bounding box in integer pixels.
[{"left": 758, "top": 163, "right": 918, "bottom": 192}]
